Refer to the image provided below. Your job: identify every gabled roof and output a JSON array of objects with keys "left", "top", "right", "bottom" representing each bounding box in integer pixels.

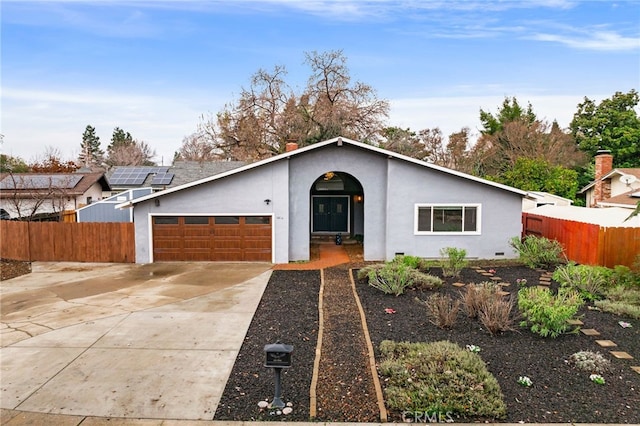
[
  {"left": 118, "top": 136, "right": 528, "bottom": 208},
  {"left": 0, "top": 172, "right": 110, "bottom": 198},
  {"left": 580, "top": 168, "right": 640, "bottom": 193},
  {"left": 598, "top": 188, "right": 640, "bottom": 208}
]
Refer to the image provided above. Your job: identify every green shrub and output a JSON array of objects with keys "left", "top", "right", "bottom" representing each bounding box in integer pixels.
[
  {"left": 553, "top": 263, "right": 611, "bottom": 301},
  {"left": 517, "top": 287, "right": 584, "bottom": 338},
  {"left": 416, "top": 294, "right": 460, "bottom": 329},
  {"left": 407, "top": 269, "right": 444, "bottom": 290},
  {"left": 568, "top": 350, "right": 611, "bottom": 373},
  {"left": 359, "top": 261, "right": 443, "bottom": 294},
  {"left": 611, "top": 265, "right": 640, "bottom": 288},
  {"left": 593, "top": 283, "right": 640, "bottom": 319},
  {"left": 393, "top": 254, "right": 423, "bottom": 269},
  {"left": 509, "top": 235, "right": 564, "bottom": 269},
  {"left": 594, "top": 299, "right": 640, "bottom": 319},
  {"left": 439, "top": 247, "right": 468, "bottom": 277},
  {"left": 366, "top": 262, "right": 414, "bottom": 296},
  {"left": 378, "top": 340, "right": 506, "bottom": 419}
]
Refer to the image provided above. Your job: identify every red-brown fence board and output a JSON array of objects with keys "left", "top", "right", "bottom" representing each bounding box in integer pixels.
[
  {"left": 0, "top": 221, "right": 135, "bottom": 263},
  {"left": 522, "top": 212, "right": 639, "bottom": 268}
]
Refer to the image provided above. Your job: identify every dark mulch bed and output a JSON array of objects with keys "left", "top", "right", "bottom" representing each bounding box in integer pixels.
[
  {"left": 214, "top": 270, "right": 320, "bottom": 421},
  {"left": 215, "top": 264, "right": 640, "bottom": 423},
  {"left": 359, "top": 266, "right": 640, "bottom": 423},
  {"left": 0, "top": 258, "right": 31, "bottom": 281}
]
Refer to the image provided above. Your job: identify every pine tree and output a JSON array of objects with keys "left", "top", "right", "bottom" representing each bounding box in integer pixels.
[
  {"left": 109, "top": 127, "right": 134, "bottom": 150},
  {"left": 78, "top": 125, "right": 104, "bottom": 168}
]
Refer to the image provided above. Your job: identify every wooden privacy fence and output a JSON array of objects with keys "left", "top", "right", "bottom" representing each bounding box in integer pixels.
[
  {"left": 522, "top": 212, "right": 640, "bottom": 268},
  {"left": 0, "top": 221, "right": 135, "bottom": 263}
]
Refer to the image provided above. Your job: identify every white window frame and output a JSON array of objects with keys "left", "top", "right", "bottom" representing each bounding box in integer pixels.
[{"left": 414, "top": 203, "right": 481, "bottom": 235}]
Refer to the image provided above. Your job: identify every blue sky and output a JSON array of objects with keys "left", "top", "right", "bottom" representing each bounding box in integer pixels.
[{"left": 2, "top": 0, "right": 639, "bottom": 165}]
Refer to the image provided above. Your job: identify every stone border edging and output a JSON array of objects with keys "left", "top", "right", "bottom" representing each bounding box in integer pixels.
[{"left": 309, "top": 269, "right": 325, "bottom": 418}]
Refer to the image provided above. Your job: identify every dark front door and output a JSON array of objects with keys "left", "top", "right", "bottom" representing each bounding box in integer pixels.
[{"left": 312, "top": 196, "right": 348, "bottom": 233}]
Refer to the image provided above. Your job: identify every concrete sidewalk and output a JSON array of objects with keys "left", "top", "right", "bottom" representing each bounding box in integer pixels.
[{"left": 1, "top": 262, "right": 273, "bottom": 421}]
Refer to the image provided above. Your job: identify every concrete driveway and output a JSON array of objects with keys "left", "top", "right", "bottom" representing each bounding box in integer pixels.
[{"left": 0, "top": 262, "right": 273, "bottom": 421}]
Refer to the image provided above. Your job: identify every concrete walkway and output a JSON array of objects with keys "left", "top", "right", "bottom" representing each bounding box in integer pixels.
[{"left": 1, "top": 262, "right": 272, "bottom": 422}]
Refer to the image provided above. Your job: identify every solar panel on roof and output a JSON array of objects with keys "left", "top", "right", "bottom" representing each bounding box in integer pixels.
[
  {"left": 151, "top": 172, "right": 174, "bottom": 186},
  {"left": 0, "top": 174, "right": 82, "bottom": 190},
  {"left": 109, "top": 166, "right": 171, "bottom": 186}
]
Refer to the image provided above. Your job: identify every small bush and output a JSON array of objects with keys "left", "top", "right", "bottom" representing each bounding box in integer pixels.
[
  {"left": 359, "top": 261, "right": 443, "bottom": 294},
  {"left": 594, "top": 284, "right": 640, "bottom": 319},
  {"left": 393, "top": 254, "right": 423, "bottom": 269},
  {"left": 553, "top": 263, "right": 610, "bottom": 301},
  {"left": 518, "top": 287, "right": 584, "bottom": 338},
  {"left": 366, "top": 262, "right": 414, "bottom": 296},
  {"left": 407, "top": 269, "right": 444, "bottom": 290},
  {"left": 417, "top": 294, "right": 460, "bottom": 329},
  {"left": 478, "top": 297, "right": 515, "bottom": 335},
  {"left": 439, "top": 247, "right": 468, "bottom": 277},
  {"left": 378, "top": 340, "right": 506, "bottom": 419},
  {"left": 509, "top": 235, "right": 564, "bottom": 269},
  {"left": 568, "top": 350, "right": 611, "bottom": 374},
  {"left": 594, "top": 299, "right": 640, "bottom": 319},
  {"left": 611, "top": 265, "right": 640, "bottom": 288},
  {"left": 460, "top": 282, "right": 500, "bottom": 319}
]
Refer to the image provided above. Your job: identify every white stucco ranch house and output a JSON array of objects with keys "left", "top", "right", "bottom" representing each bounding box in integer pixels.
[{"left": 118, "top": 137, "right": 528, "bottom": 264}]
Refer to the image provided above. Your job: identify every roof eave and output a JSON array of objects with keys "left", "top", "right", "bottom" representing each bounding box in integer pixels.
[{"left": 124, "top": 136, "right": 527, "bottom": 207}]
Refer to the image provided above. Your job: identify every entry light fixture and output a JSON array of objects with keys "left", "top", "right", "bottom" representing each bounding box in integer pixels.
[
  {"left": 264, "top": 199, "right": 271, "bottom": 205},
  {"left": 154, "top": 198, "right": 160, "bottom": 207},
  {"left": 354, "top": 195, "right": 363, "bottom": 203}
]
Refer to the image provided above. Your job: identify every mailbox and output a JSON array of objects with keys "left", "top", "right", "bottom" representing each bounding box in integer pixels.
[{"left": 264, "top": 342, "right": 293, "bottom": 369}]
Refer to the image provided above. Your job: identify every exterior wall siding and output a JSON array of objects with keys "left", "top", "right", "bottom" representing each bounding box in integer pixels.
[
  {"left": 385, "top": 160, "right": 521, "bottom": 260},
  {"left": 133, "top": 162, "right": 289, "bottom": 263}
]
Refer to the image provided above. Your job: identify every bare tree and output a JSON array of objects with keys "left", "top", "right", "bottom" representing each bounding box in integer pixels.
[
  {"left": 476, "top": 118, "right": 586, "bottom": 175},
  {"left": 106, "top": 140, "right": 156, "bottom": 166},
  {"left": 301, "top": 50, "right": 389, "bottom": 144},
  {"left": 175, "top": 131, "right": 222, "bottom": 162},
  {"left": 379, "top": 127, "right": 427, "bottom": 159},
  {"left": 215, "top": 65, "right": 293, "bottom": 160},
  {"left": 191, "top": 50, "right": 390, "bottom": 161}
]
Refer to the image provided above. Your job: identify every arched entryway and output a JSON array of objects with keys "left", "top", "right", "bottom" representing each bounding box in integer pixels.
[{"left": 310, "top": 171, "right": 364, "bottom": 241}]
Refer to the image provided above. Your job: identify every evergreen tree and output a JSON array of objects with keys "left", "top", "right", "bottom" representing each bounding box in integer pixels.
[
  {"left": 109, "top": 127, "right": 134, "bottom": 150},
  {"left": 570, "top": 89, "right": 640, "bottom": 168},
  {"left": 78, "top": 125, "right": 103, "bottom": 168}
]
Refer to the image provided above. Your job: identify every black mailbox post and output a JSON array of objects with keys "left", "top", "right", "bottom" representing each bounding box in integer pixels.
[{"left": 264, "top": 342, "right": 293, "bottom": 408}]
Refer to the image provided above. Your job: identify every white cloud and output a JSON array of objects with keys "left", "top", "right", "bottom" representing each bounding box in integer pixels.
[{"left": 532, "top": 30, "right": 640, "bottom": 51}]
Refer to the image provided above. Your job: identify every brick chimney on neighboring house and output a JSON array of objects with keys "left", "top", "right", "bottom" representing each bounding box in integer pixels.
[
  {"left": 593, "top": 150, "right": 613, "bottom": 206},
  {"left": 285, "top": 139, "right": 299, "bottom": 152}
]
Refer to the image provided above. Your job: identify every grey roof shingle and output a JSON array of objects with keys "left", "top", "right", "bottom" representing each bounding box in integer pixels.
[{"left": 167, "top": 161, "right": 246, "bottom": 187}]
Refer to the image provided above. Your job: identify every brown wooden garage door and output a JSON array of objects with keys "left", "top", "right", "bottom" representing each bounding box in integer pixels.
[{"left": 152, "top": 216, "right": 272, "bottom": 262}]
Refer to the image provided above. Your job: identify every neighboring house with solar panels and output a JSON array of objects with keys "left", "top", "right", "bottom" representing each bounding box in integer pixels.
[{"left": 0, "top": 172, "right": 110, "bottom": 220}]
